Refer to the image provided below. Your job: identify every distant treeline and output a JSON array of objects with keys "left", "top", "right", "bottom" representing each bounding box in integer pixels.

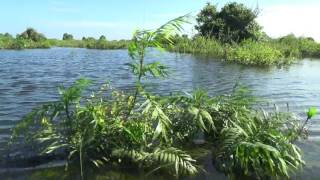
[{"left": 0, "top": 28, "right": 130, "bottom": 50}]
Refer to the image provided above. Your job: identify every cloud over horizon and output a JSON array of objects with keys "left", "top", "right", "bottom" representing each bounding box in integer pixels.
[{"left": 258, "top": 4, "right": 320, "bottom": 41}]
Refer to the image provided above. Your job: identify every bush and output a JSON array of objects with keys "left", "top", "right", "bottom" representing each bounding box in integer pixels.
[
  {"left": 208, "top": 97, "right": 304, "bottom": 179},
  {"left": 226, "top": 40, "right": 285, "bottom": 65},
  {"left": 170, "top": 36, "right": 224, "bottom": 58}
]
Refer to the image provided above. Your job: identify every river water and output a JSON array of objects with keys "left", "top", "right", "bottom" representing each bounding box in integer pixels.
[{"left": 0, "top": 48, "right": 319, "bottom": 179}]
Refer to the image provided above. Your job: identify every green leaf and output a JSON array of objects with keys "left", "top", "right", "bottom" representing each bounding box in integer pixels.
[{"left": 307, "top": 107, "right": 317, "bottom": 119}]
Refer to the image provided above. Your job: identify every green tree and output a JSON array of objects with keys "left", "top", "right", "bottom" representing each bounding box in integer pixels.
[
  {"left": 99, "top": 35, "right": 106, "bottom": 41},
  {"left": 4, "top": 33, "right": 13, "bottom": 39},
  {"left": 195, "top": 3, "right": 221, "bottom": 38},
  {"left": 63, "top": 33, "right": 74, "bottom": 40},
  {"left": 18, "top": 28, "right": 46, "bottom": 42},
  {"left": 195, "top": 2, "right": 261, "bottom": 43}
]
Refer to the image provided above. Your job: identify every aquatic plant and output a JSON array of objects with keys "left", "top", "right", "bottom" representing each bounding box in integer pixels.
[
  {"left": 213, "top": 106, "right": 304, "bottom": 179},
  {"left": 297, "top": 107, "right": 318, "bottom": 137},
  {"left": 226, "top": 39, "right": 285, "bottom": 65}
]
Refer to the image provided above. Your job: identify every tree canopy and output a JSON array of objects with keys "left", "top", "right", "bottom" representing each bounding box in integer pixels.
[
  {"left": 17, "top": 28, "right": 46, "bottom": 42},
  {"left": 99, "top": 35, "right": 106, "bottom": 41},
  {"left": 195, "top": 2, "right": 261, "bottom": 43},
  {"left": 63, "top": 33, "right": 74, "bottom": 40}
]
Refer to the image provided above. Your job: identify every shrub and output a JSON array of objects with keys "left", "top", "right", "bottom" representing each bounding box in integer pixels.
[{"left": 226, "top": 40, "right": 285, "bottom": 65}]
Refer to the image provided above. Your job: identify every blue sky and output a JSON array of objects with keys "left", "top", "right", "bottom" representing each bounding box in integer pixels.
[{"left": 1, "top": 0, "right": 320, "bottom": 40}]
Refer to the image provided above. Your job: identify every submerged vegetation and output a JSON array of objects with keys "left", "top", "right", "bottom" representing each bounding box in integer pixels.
[{"left": 5, "top": 15, "right": 318, "bottom": 180}]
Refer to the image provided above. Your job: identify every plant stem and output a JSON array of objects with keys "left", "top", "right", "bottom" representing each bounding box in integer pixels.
[
  {"left": 298, "top": 117, "right": 310, "bottom": 137},
  {"left": 80, "top": 136, "right": 84, "bottom": 180},
  {"left": 127, "top": 45, "right": 145, "bottom": 116}
]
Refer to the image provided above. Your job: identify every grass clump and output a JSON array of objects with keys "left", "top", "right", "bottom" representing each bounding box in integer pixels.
[
  {"left": 226, "top": 40, "right": 285, "bottom": 65},
  {"left": 172, "top": 36, "right": 224, "bottom": 58}
]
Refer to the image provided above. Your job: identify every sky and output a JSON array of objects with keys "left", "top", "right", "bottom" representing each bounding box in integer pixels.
[{"left": 0, "top": 0, "right": 320, "bottom": 41}]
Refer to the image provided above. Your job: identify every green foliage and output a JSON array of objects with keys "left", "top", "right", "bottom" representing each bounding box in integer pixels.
[
  {"left": 126, "top": 14, "right": 189, "bottom": 115},
  {"left": 0, "top": 28, "right": 49, "bottom": 49},
  {"left": 47, "top": 38, "right": 130, "bottom": 49},
  {"left": 99, "top": 35, "right": 106, "bottom": 41},
  {"left": 170, "top": 36, "right": 224, "bottom": 57},
  {"left": 307, "top": 107, "right": 318, "bottom": 119},
  {"left": 189, "top": 2, "right": 320, "bottom": 66},
  {"left": 0, "top": 30, "right": 129, "bottom": 50},
  {"left": 170, "top": 35, "right": 320, "bottom": 66},
  {"left": 63, "top": 33, "right": 74, "bottom": 40},
  {"left": 7, "top": 79, "right": 306, "bottom": 179},
  {"left": 195, "top": 2, "right": 260, "bottom": 43},
  {"left": 226, "top": 39, "right": 285, "bottom": 65},
  {"left": 274, "top": 34, "right": 320, "bottom": 58},
  {"left": 213, "top": 107, "right": 304, "bottom": 179},
  {"left": 112, "top": 147, "right": 197, "bottom": 177},
  {"left": 297, "top": 107, "right": 318, "bottom": 137},
  {"left": 17, "top": 28, "right": 47, "bottom": 42}
]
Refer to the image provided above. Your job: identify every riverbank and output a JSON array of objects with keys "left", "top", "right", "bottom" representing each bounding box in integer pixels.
[
  {"left": 0, "top": 30, "right": 130, "bottom": 50},
  {"left": 0, "top": 38, "right": 50, "bottom": 49},
  {"left": 47, "top": 39, "right": 130, "bottom": 49},
  {"left": 0, "top": 38, "right": 129, "bottom": 50}
]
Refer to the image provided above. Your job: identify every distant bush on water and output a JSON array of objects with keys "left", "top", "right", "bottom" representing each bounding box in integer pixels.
[
  {"left": 48, "top": 38, "right": 130, "bottom": 49},
  {"left": 167, "top": 2, "right": 320, "bottom": 66},
  {"left": 170, "top": 34, "right": 320, "bottom": 66},
  {"left": 0, "top": 29, "right": 50, "bottom": 49}
]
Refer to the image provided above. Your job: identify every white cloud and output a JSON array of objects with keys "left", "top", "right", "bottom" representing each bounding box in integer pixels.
[{"left": 257, "top": 4, "right": 320, "bottom": 41}]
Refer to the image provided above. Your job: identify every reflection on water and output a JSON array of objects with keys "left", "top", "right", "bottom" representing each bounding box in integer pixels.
[{"left": 0, "top": 48, "right": 320, "bottom": 178}]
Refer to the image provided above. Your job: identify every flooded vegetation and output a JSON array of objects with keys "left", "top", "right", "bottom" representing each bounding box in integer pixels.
[
  {"left": 0, "top": 1, "right": 320, "bottom": 180},
  {"left": 0, "top": 29, "right": 129, "bottom": 50}
]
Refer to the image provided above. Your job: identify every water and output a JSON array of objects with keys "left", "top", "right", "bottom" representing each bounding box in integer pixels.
[{"left": 0, "top": 48, "right": 320, "bottom": 179}]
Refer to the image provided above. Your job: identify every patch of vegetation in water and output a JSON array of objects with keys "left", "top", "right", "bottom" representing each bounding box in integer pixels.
[
  {"left": 0, "top": 28, "right": 50, "bottom": 49},
  {"left": 47, "top": 37, "right": 130, "bottom": 49}
]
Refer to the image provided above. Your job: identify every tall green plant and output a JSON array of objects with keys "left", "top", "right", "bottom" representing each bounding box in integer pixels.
[{"left": 127, "top": 15, "right": 189, "bottom": 114}]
